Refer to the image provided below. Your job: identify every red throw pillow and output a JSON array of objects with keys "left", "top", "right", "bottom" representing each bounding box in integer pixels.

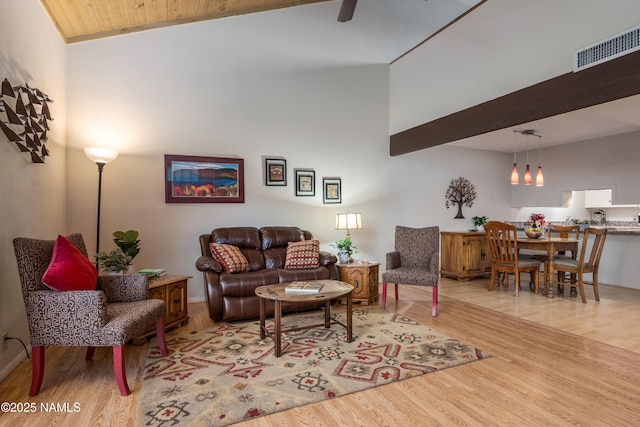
[
  {"left": 284, "top": 240, "right": 320, "bottom": 269},
  {"left": 209, "top": 243, "right": 250, "bottom": 273},
  {"left": 42, "top": 235, "right": 98, "bottom": 291}
]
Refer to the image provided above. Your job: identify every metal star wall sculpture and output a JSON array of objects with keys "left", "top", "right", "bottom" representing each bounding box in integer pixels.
[{"left": 0, "top": 78, "right": 54, "bottom": 163}]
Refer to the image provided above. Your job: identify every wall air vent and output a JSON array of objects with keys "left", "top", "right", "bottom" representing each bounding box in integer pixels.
[{"left": 574, "top": 24, "right": 640, "bottom": 72}]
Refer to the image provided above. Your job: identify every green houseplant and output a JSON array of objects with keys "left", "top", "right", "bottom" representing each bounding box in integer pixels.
[
  {"left": 331, "top": 237, "right": 359, "bottom": 263},
  {"left": 113, "top": 230, "right": 141, "bottom": 260},
  {"left": 472, "top": 215, "right": 488, "bottom": 231},
  {"left": 95, "top": 248, "right": 132, "bottom": 274}
]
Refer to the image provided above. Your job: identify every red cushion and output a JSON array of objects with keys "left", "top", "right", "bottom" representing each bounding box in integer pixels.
[
  {"left": 209, "top": 243, "right": 250, "bottom": 273},
  {"left": 42, "top": 235, "right": 98, "bottom": 291},
  {"left": 284, "top": 240, "right": 320, "bottom": 269}
]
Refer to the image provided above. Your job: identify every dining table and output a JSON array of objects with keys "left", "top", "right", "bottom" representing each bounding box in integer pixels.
[{"left": 517, "top": 236, "right": 579, "bottom": 297}]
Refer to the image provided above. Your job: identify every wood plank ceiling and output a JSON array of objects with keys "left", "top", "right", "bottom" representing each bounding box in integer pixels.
[{"left": 40, "top": 0, "right": 331, "bottom": 44}]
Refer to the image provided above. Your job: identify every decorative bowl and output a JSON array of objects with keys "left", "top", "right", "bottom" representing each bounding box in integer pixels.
[{"left": 525, "top": 231, "right": 542, "bottom": 239}]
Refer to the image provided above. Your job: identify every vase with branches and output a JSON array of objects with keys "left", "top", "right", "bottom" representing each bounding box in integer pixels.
[{"left": 445, "top": 177, "right": 477, "bottom": 219}]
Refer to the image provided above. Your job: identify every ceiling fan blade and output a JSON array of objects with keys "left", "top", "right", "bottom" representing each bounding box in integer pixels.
[{"left": 337, "top": 0, "right": 357, "bottom": 23}]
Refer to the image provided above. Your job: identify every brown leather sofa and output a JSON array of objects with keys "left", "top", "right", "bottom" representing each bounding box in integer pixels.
[{"left": 196, "top": 226, "right": 338, "bottom": 321}]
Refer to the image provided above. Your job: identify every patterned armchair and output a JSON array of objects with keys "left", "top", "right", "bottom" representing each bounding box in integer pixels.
[
  {"left": 381, "top": 226, "right": 440, "bottom": 316},
  {"left": 12, "top": 233, "right": 168, "bottom": 396}
]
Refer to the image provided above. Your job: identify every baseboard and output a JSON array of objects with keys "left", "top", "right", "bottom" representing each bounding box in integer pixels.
[
  {"left": 0, "top": 344, "right": 30, "bottom": 383},
  {"left": 188, "top": 296, "right": 205, "bottom": 303}
]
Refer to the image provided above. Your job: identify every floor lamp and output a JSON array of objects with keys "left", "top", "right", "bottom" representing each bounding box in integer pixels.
[{"left": 84, "top": 147, "right": 119, "bottom": 263}]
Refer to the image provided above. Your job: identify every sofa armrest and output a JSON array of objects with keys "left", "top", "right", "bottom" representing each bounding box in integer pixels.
[
  {"left": 27, "top": 290, "right": 106, "bottom": 345},
  {"left": 386, "top": 251, "right": 401, "bottom": 270},
  {"left": 319, "top": 251, "right": 337, "bottom": 266},
  {"left": 196, "top": 255, "right": 223, "bottom": 272},
  {"left": 99, "top": 274, "right": 148, "bottom": 302}
]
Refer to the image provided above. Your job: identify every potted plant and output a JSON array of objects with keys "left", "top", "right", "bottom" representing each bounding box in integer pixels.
[
  {"left": 330, "top": 237, "right": 359, "bottom": 264},
  {"left": 113, "top": 230, "right": 140, "bottom": 260},
  {"left": 95, "top": 248, "right": 133, "bottom": 274},
  {"left": 472, "top": 215, "right": 488, "bottom": 231}
]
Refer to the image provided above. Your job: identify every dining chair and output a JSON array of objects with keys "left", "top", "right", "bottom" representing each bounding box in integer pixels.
[
  {"left": 551, "top": 227, "right": 608, "bottom": 303},
  {"left": 483, "top": 221, "right": 541, "bottom": 296},
  {"left": 381, "top": 226, "right": 439, "bottom": 316},
  {"left": 533, "top": 224, "right": 581, "bottom": 293},
  {"left": 13, "top": 233, "right": 169, "bottom": 396}
]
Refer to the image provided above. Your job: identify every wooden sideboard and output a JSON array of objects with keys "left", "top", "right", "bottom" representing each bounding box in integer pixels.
[
  {"left": 337, "top": 262, "right": 379, "bottom": 305},
  {"left": 132, "top": 274, "right": 191, "bottom": 344},
  {"left": 440, "top": 231, "right": 490, "bottom": 281}
]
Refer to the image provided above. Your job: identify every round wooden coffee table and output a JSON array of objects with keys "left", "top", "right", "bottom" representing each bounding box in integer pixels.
[{"left": 255, "top": 280, "right": 353, "bottom": 357}]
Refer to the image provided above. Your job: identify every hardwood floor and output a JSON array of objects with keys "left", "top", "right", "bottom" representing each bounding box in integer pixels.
[{"left": 1, "top": 276, "right": 640, "bottom": 426}]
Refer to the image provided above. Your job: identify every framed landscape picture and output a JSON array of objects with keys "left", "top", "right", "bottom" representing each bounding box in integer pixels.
[
  {"left": 295, "top": 169, "right": 315, "bottom": 196},
  {"left": 164, "top": 154, "right": 245, "bottom": 203},
  {"left": 323, "top": 177, "right": 342, "bottom": 204},
  {"left": 265, "top": 158, "right": 287, "bottom": 186}
]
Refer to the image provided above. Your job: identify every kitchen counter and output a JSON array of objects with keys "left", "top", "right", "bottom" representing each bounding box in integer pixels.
[
  {"left": 509, "top": 222, "right": 640, "bottom": 235},
  {"left": 603, "top": 226, "right": 640, "bottom": 235}
]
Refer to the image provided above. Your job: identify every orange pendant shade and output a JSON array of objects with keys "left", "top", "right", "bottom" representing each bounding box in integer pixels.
[
  {"left": 510, "top": 163, "right": 519, "bottom": 185},
  {"left": 523, "top": 164, "right": 532, "bottom": 185},
  {"left": 536, "top": 166, "right": 544, "bottom": 186}
]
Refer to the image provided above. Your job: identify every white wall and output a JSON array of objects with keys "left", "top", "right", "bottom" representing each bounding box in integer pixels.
[
  {"left": 64, "top": 15, "right": 395, "bottom": 302},
  {"left": 389, "top": 0, "right": 640, "bottom": 135},
  {"left": 0, "top": 0, "right": 67, "bottom": 379},
  {"left": 63, "top": 9, "right": 519, "bottom": 304}
]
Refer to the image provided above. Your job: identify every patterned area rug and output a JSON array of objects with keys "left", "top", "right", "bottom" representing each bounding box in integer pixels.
[{"left": 137, "top": 307, "right": 490, "bottom": 426}]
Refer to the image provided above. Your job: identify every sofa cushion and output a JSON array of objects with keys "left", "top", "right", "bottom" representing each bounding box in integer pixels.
[
  {"left": 212, "top": 227, "right": 265, "bottom": 271},
  {"left": 260, "top": 226, "right": 306, "bottom": 250},
  {"left": 42, "top": 235, "right": 98, "bottom": 292},
  {"left": 262, "top": 226, "right": 309, "bottom": 269},
  {"left": 284, "top": 240, "right": 320, "bottom": 269},
  {"left": 210, "top": 243, "right": 250, "bottom": 273}
]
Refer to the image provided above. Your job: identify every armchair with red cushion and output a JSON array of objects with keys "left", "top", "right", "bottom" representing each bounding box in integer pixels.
[{"left": 12, "top": 233, "right": 168, "bottom": 396}]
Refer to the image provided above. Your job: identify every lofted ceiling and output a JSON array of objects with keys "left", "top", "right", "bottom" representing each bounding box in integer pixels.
[
  {"left": 40, "top": 0, "right": 332, "bottom": 44},
  {"left": 37, "top": 0, "right": 640, "bottom": 154}
]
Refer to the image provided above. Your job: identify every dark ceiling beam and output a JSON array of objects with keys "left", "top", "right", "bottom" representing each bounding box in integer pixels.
[{"left": 389, "top": 50, "right": 640, "bottom": 156}]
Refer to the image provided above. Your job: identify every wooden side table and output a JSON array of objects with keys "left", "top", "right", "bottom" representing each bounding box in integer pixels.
[
  {"left": 336, "top": 262, "right": 379, "bottom": 305},
  {"left": 132, "top": 274, "right": 191, "bottom": 344},
  {"left": 440, "top": 231, "right": 490, "bottom": 281}
]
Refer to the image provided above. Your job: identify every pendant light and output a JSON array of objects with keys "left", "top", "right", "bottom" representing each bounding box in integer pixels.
[
  {"left": 535, "top": 134, "right": 544, "bottom": 186},
  {"left": 510, "top": 130, "right": 519, "bottom": 185},
  {"left": 523, "top": 131, "right": 532, "bottom": 185}
]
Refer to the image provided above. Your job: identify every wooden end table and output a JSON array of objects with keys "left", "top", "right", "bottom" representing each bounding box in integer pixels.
[
  {"left": 254, "top": 280, "right": 353, "bottom": 357},
  {"left": 336, "top": 261, "right": 380, "bottom": 305},
  {"left": 132, "top": 274, "right": 191, "bottom": 344}
]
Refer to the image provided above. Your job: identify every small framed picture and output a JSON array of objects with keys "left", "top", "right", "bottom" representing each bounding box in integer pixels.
[
  {"left": 323, "top": 177, "right": 341, "bottom": 204},
  {"left": 265, "top": 158, "right": 287, "bottom": 186},
  {"left": 295, "top": 169, "right": 315, "bottom": 196}
]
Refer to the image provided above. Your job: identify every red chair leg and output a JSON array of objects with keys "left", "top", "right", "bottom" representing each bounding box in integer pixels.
[
  {"left": 381, "top": 282, "right": 387, "bottom": 309},
  {"left": 156, "top": 316, "right": 168, "bottom": 356},
  {"left": 394, "top": 283, "right": 399, "bottom": 300},
  {"left": 113, "top": 346, "right": 130, "bottom": 396},
  {"left": 432, "top": 285, "right": 438, "bottom": 317},
  {"left": 29, "top": 346, "right": 45, "bottom": 396},
  {"left": 86, "top": 346, "right": 96, "bottom": 360}
]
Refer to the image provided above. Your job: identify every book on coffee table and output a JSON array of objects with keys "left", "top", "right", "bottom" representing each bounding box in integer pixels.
[{"left": 285, "top": 281, "right": 324, "bottom": 293}]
